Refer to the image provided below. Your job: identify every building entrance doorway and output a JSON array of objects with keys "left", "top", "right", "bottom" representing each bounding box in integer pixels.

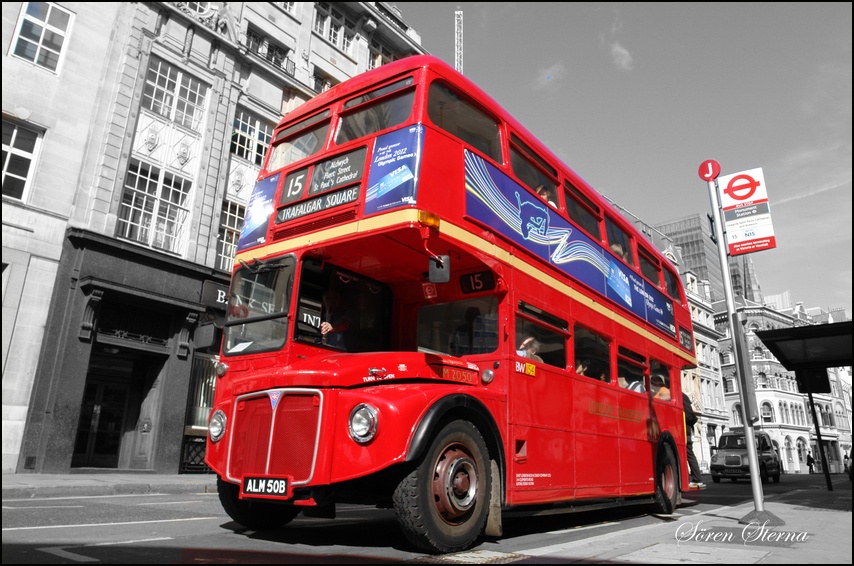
[
  {"left": 71, "top": 376, "right": 131, "bottom": 468},
  {"left": 71, "top": 350, "right": 165, "bottom": 469}
]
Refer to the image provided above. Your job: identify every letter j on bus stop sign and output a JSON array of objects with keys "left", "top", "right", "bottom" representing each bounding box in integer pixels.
[{"left": 699, "top": 160, "right": 721, "bottom": 182}]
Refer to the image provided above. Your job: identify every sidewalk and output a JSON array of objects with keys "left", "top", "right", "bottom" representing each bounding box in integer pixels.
[
  {"left": 3, "top": 471, "right": 850, "bottom": 564},
  {"left": 507, "top": 475, "right": 852, "bottom": 564},
  {"left": 2, "top": 471, "right": 217, "bottom": 500}
]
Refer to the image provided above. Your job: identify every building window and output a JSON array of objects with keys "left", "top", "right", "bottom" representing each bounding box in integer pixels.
[
  {"left": 2, "top": 121, "right": 41, "bottom": 200},
  {"left": 230, "top": 110, "right": 274, "bottom": 166},
  {"left": 761, "top": 402, "right": 774, "bottom": 424},
  {"left": 313, "top": 3, "right": 328, "bottom": 35},
  {"left": 313, "top": 67, "right": 333, "bottom": 93},
  {"left": 314, "top": 3, "right": 355, "bottom": 53},
  {"left": 116, "top": 159, "right": 192, "bottom": 254},
  {"left": 216, "top": 200, "right": 245, "bottom": 271},
  {"left": 246, "top": 28, "right": 293, "bottom": 75},
  {"left": 142, "top": 57, "right": 208, "bottom": 132},
  {"left": 184, "top": 2, "right": 211, "bottom": 15},
  {"left": 368, "top": 40, "right": 394, "bottom": 70},
  {"left": 11, "top": 2, "right": 72, "bottom": 73}
]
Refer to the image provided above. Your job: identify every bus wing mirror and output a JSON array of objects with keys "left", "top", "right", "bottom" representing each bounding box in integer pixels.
[{"left": 429, "top": 255, "right": 450, "bottom": 284}]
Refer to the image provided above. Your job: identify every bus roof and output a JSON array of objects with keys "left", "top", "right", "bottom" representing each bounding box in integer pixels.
[{"left": 277, "top": 55, "right": 677, "bottom": 276}]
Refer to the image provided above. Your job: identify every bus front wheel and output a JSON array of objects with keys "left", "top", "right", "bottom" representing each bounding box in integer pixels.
[
  {"left": 652, "top": 444, "right": 678, "bottom": 514},
  {"left": 217, "top": 477, "right": 301, "bottom": 530},
  {"left": 394, "top": 420, "right": 491, "bottom": 553}
]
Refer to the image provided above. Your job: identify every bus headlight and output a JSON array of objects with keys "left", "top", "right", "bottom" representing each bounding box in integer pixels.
[
  {"left": 209, "top": 410, "right": 227, "bottom": 443},
  {"left": 349, "top": 404, "right": 378, "bottom": 444},
  {"left": 481, "top": 369, "right": 494, "bottom": 384}
]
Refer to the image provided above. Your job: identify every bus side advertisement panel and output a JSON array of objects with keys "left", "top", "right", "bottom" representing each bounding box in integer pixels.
[
  {"left": 463, "top": 151, "right": 676, "bottom": 337},
  {"left": 237, "top": 172, "right": 281, "bottom": 253},
  {"left": 364, "top": 125, "right": 425, "bottom": 216},
  {"left": 463, "top": 151, "right": 608, "bottom": 294}
]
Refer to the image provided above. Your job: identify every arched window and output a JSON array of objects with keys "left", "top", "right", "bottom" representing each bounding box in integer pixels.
[
  {"left": 733, "top": 403, "right": 742, "bottom": 426},
  {"left": 835, "top": 404, "right": 848, "bottom": 431},
  {"left": 761, "top": 402, "right": 775, "bottom": 423},
  {"left": 797, "top": 438, "right": 807, "bottom": 462}
]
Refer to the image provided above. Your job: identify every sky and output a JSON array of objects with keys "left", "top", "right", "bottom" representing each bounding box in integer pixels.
[{"left": 396, "top": 3, "right": 852, "bottom": 317}]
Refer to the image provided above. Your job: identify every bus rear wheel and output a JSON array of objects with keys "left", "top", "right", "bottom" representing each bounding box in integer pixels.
[
  {"left": 393, "top": 420, "right": 491, "bottom": 553},
  {"left": 652, "top": 444, "right": 678, "bottom": 514},
  {"left": 217, "top": 477, "right": 301, "bottom": 530}
]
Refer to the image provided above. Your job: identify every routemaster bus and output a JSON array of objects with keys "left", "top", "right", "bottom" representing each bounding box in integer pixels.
[{"left": 206, "top": 55, "right": 697, "bottom": 553}]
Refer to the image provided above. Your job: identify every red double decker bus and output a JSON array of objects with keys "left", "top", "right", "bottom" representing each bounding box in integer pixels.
[{"left": 206, "top": 55, "right": 697, "bottom": 553}]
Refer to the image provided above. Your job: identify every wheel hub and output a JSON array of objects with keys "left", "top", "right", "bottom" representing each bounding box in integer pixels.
[{"left": 433, "top": 446, "right": 478, "bottom": 523}]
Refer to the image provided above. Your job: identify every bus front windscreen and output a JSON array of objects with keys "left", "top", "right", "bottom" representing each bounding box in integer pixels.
[{"left": 223, "top": 255, "right": 295, "bottom": 356}]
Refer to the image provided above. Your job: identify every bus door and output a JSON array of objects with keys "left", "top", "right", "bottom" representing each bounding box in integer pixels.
[
  {"left": 571, "top": 323, "right": 621, "bottom": 497},
  {"left": 508, "top": 303, "right": 574, "bottom": 504},
  {"left": 615, "top": 344, "right": 656, "bottom": 494}
]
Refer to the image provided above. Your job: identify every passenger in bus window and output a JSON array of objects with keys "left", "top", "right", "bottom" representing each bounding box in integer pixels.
[
  {"left": 575, "top": 358, "right": 590, "bottom": 376},
  {"left": 517, "top": 337, "right": 543, "bottom": 362},
  {"left": 610, "top": 242, "right": 630, "bottom": 263},
  {"left": 536, "top": 185, "right": 557, "bottom": 209},
  {"left": 650, "top": 372, "right": 671, "bottom": 401},
  {"left": 320, "top": 290, "right": 352, "bottom": 350}
]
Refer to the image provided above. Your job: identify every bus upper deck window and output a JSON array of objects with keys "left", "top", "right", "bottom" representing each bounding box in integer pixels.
[
  {"left": 268, "top": 111, "right": 331, "bottom": 171},
  {"left": 427, "top": 82, "right": 501, "bottom": 163},
  {"left": 510, "top": 146, "right": 557, "bottom": 208},
  {"left": 336, "top": 88, "right": 415, "bottom": 145},
  {"left": 509, "top": 133, "right": 558, "bottom": 208},
  {"left": 564, "top": 181, "right": 601, "bottom": 240},
  {"left": 605, "top": 216, "right": 634, "bottom": 266},
  {"left": 638, "top": 247, "right": 661, "bottom": 286},
  {"left": 663, "top": 269, "right": 681, "bottom": 302}
]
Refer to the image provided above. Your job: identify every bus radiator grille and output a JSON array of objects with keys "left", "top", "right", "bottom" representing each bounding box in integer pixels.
[
  {"left": 268, "top": 394, "right": 320, "bottom": 482},
  {"left": 229, "top": 396, "right": 273, "bottom": 478}
]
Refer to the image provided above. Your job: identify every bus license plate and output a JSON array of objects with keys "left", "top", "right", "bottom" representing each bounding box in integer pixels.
[{"left": 242, "top": 477, "right": 289, "bottom": 498}]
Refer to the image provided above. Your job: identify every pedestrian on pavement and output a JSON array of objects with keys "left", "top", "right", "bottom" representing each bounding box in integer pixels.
[
  {"left": 682, "top": 392, "right": 704, "bottom": 489},
  {"left": 807, "top": 451, "right": 815, "bottom": 473},
  {"left": 844, "top": 453, "right": 849, "bottom": 473}
]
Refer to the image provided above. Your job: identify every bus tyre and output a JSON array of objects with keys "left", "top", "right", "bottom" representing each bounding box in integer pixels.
[
  {"left": 652, "top": 444, "right": 678, "bottom": 515},
  {"left": 393, "top": 420, "right": 491, "bottom": 553},
  {"left": 217, "top": 477, "right": 300, "bottom": 530}
]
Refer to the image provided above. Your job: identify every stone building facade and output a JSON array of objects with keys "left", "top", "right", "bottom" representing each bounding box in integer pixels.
[{"left": 2, "top": 1, "right": 426, "bottom": 474}]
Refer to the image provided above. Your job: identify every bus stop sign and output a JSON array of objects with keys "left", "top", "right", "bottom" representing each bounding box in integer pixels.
[
  {"left": 699, "top": 160, "right": 721, "bottom": 182},
  {"left": 717, "top": 167, "right": 776, "bottom": 256}
]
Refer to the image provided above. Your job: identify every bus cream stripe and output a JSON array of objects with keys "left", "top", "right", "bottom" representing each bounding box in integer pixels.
[
  {"left": 234, "top": 209, "right": 419, "bottom": 264},
  {"left": 235, "top": 210, "right": 694, "bottom": 363}
]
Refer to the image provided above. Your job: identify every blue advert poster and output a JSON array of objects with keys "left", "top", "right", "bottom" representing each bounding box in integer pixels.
[
  {"left": 365, "top": 125, "right": 424, "bottom": 215},
  {"left": 464, "top": 150, "right": 676, "bottom": 337},
  {"left": 237, "top": 172, "right": 280, "bottom": 253}
]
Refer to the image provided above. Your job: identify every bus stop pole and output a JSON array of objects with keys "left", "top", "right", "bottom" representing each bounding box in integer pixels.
[{"left": 705, "top": 178, "right": 783, "bottom": 526}]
